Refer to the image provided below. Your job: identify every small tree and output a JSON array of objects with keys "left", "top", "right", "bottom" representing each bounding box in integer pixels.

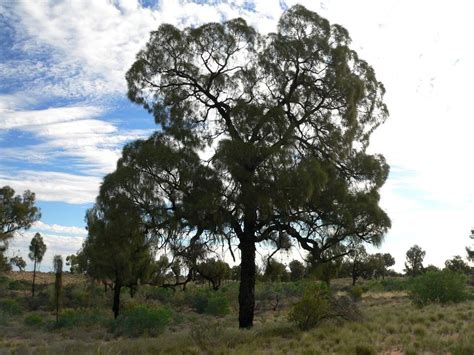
[
  {"left": 197, "top": 258, "right": 231, "bottom": 290},
  {"left": 289, "top": 260, "right": 305, "bottom": 281},
  {"left": 28, "top": 233, "right": 46, "bottom": 297},
  {"left": 444, "top": 255, "right": 471, "bottom": 275},
  {"left": 264, "top": 259, "right": 289, "bottom": 282},
  {"left": 404, "top": 245, "right": 425, "bottom": 277},
  {"left": 381, "top": 253, "right": 395, "bottom": 279},
  {"left": 10, "top": 255, "right": 26, "bottom": 271},
  {"left": 65, "top": 254, "right": 82, "bottom": 274},
  {"left": 343, "top": 244, "right": 368, "bottom": 285},
  {"left": 81, "top": 179, "right": 155, "bottom": 319},
  {"left": 53, "top": 255, "right": 63, "bottom": 322}
]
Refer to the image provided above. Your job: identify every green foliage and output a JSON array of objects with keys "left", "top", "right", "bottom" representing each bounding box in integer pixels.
[
  {"left": 404, "top": 245, "right": 425, "bottom": 277},
  {"left": 204, "top": 293, "right": 230, "bottom": 316},
  {"left": 0, "top": 299, "right": 22, "bottom": 315},
  {"left": 289, "top": 260, "right": 305, "bottom": 281},
  {"left": 379, "top": 278, "right": 409, "bottom": 292},
  {"left": 123, "top": 3, "right": 392, "bottom": 328},
  {"left": 8, "top": 279, "right": 30, "bottom": 291},
  {"left": 0, "top": 251, "right": 11, "bottom": 272},
  {"left": 349, "top": 285, "right": 364, "bottom": 301},
  {"left": 0, "top": 185, "right": 41, "bottom": 244},
  {"left": 9, "top": 255, "right": 26, "bottom": 271},
  {"left": 24, "top": 313, "right": 43, "bottom": 327},
  {"left": 197, "top": 258, "right": 231, "bottom": 290},
  {"left": 113, "top": 305, "right": 172, "bottom": 337},
  {"left": 409, "top": 270, "right": 469, "bottom": 306},
  {"left": 143, "top": 286, "right": 174, "bottom": 304},
  {"left": 65, "top": 254, "right": 83, "bottom": 274},
  {"left": 264, "top": 259, "right": 289, "bottom": 282},
  {"left": 289, "top": 283, "right": 331, "bottom": 330},
  {"left": 29, "top": 232, "right": 47, "bottom": 265},
  {"left": 355, "top": 344, "right": 376, "bottom": 355},
  {"left": 54, "top": 308, "right": 107, "bottom": 329},
  {"left": 185, "top": 288, "right": 230, "bottom": 316},
  {"left": 445, "top": 255, "right": 471, "bottom": 275}
]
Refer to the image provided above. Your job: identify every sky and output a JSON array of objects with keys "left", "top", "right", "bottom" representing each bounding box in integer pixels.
[{"left": 1, "top": 0, "right": 473, "bottom": 272}]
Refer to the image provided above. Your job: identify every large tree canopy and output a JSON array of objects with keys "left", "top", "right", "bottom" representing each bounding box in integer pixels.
[{"left": 111, "top": 5, "right": 391, "bottom": 328}]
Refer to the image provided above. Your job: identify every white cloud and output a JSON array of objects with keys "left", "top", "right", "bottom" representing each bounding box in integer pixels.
[
  {"left": 33, "top": 221, "right": 87, "bottom": 237},
  {"left": 0, "top": 106, "right": 103, "bottom": 129},
  {"left": 0, "top": 105, "right": 154, "bottom": 175},
  {"left": 0, "top": 170, "right": 101, "bottom": 204}
]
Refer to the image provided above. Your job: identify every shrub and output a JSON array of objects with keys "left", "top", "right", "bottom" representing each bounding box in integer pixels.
[
  {"left": 409, "top": 270, "right": 468, "bottom": 306},
  {"left": 289, "top": 283, "right": 330, "bottom": 330},
  {"left": 24, "top": 313, "right": 43, "bottom": 327},
  {"left": 0, "top": 299, "right": 22, "bottom": 315},
  {"left": 205, "top": 294, "right": 230, "bottom": 316},
  {"left": 144, "top": 287, "right": 174, "bottom": 304},
  {"left": 8, "top": 279, "right": 30, "bottom": 291},
  {"left": 186, "top": 289, "right": 209, "bottom": 313},
  {"left": 114, "top": 305, "right": 172, "bottom": 337},
  {"left": 380, "top": 278, "right": 409, "bottom": 291},
  {"left": 349, "top": 285, "right": 364, "bottom": 301},
  {"left": 0, "top": 311, "right": 8, "bottom": 326},
  {"left": 355, "top": 344, "right": 376, "bottom": 355},
  {"left": 54, "top": 309, "right": 106, "bottom": 329},
  {"left": 186, "top": 289, "right": 230, "bottom": 316}
]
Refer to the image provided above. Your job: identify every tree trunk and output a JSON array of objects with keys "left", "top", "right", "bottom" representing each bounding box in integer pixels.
[
  {"left": 112, "top": 281, "right": 122, "bottom": 319},
  {"left": 238, "top": 237, "right": 256, "bottom": 328},
  {"left": 32, "top": 258, "right": 37, "bottom": 297},
  {"left": 352, "top": 262, "right": 357, "bottom": 286}
]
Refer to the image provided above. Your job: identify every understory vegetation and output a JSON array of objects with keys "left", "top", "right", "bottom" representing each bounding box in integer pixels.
[{"left": 1, "top": 271, "right": 473, "bottom": 354}]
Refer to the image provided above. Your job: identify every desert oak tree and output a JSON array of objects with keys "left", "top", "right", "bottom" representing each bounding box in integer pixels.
[{"left": 123, "top": 5, "right": 390, "bottom": 328}]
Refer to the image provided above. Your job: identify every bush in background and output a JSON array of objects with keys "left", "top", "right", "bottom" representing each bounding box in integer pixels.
[
  {"left": 185, "top": 289, "right": 230, "bottom": 316},
  {"left": 349, "top": 285, "right": 364, "bottom": 301},
  {"left": 24, "top": 313, "right": 43, "bottom": 327},
  {"left": 0, "top": 299, "right": 22, "bottom": 315},
  {"left": 53, "top": 308, "right": 107, "bottom": 329},
  {"left": 409, "top": 270, "right": 469, "bottom": 306},
  {"left": 113, "top": 305, "right": 171, "bottom": 337},
  {"left": 289, "top": 283, "right": 330, "bottom": 330}
]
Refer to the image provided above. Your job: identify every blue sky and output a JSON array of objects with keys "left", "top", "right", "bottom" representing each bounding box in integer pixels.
[{"left": 1, "top": 0, "right": 473, "bottom": 271}]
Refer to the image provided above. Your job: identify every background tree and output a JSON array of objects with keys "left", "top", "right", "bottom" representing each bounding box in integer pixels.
[
  {"left": 0, "top": 245, "right": 11, "bottom": 272},
  {"left": 0, "top": 186, "right": 40, "bottom": 272},
  {"left": 81, "top": 174, "right": 156, "bottom": 319},
  {"left": 0, "top": 186, "right": 40, "bottom": 248},
  {"left": 444, "top": 255, "right": 471, "bottom": 275},
  {"left": 124, "top": 4, "right": 390, "bottom": 328},
  {"left": 289, "top": 260, "right": 305, "bottom": 281},
  {"left": 197, "top": 258, "right": 231, "bottom": 290},
  {"left": 10, "top": 255, "right": 26, "bottom": 272},
  {"left": 28, "top": 232, "right": 46, "bottom": 297},
  {"left": 404, "top": 245, "right": 425, "bottom": 277},
  {"left": 467, "top": 248, "right": 474, "bottom": 262},
  {"left": 231, "top": 265, "right": 241, "bottom": 281},
  {"left": 380, "top": 253, "right": 395, "bottom": 279},
  {"left": 263, "top": 259, "right": 289, "bottom": 282},
  {"left": 343, "top": 243, "right": 367, "bottom": 285},
  {"left": 424, "top": 264, "right": 440, "bottom": 273},
  {"left": 65, "top": 254, "right": 82, "bottom": 274},
  {"left": 53, "top": 255, "right": 63, "bottom": 322}
]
